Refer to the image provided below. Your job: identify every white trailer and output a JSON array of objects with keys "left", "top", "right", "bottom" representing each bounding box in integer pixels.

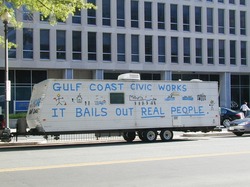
[{"left": 26, "top": 75, "right": 220, "bottom": 142}]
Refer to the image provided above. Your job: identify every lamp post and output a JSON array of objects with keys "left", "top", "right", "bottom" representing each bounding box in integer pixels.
[{"left": 1, "top": 9, "right": 12, "bottom": 136}]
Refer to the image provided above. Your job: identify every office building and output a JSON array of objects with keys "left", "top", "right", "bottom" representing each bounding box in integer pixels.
[{"left": 0, "top": 0, "right": 249, "bottom": 113}]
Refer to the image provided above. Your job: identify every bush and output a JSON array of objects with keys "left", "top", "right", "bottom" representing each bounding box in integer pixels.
[{"left": 9, "top": 113, "right": 27, "bottom": 119}]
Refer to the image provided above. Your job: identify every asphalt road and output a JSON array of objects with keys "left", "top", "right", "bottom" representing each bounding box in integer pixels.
[{"left": 1, "top": 132, "right": 250, "bottom": 187}]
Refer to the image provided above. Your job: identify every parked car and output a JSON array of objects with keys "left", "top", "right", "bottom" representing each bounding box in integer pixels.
[
  {"left": 219, "top": 107, "right": 244, "bottom": 127},
  {"left": 228, "top": 115, "right": 250, "bottom": 136}
]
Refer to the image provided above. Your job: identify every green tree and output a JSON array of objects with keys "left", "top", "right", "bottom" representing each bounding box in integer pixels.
[{"left": 0, "top": 0, "right": 96, "bottom": 46}]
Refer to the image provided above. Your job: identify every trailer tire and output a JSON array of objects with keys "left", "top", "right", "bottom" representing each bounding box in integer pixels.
[
  {"left": 142, "top": 130, "right": 157, "bottom": 142},
  {"left": 123, "top": 132, "right": 136, "bottom": 142},
  {"left": 160, "top": 129, "right": 173, "bottom": 142}
]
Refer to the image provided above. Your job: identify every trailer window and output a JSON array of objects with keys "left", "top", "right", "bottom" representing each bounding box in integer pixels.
[{"left": 110, "top": 93, "right": 124, "bottom": 104}]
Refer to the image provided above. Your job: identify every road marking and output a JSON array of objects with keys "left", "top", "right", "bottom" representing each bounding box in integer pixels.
[{"left": 1, "top": 150, "right": 250, "bottom": 173}]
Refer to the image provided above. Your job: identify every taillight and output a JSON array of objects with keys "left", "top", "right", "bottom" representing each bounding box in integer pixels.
[
  {"left": 1, "top": 119, "right": 6, "bottom": 129},
  {"left": 236, "top": 113, "right": 244, "bottom": 119}
]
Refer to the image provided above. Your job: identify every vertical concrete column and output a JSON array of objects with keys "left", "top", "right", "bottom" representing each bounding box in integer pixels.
[
  {"left": 220, "top": 72, "right": 231, "bottom": 108},
  {"left": 64, "top": 69, "right": 73, "bottom": 79},
  {"left": 161, "top": 71, "right": 172, "bottom": 81},
  {"left": 93, "top": 69, "right": 104, "bottom": 80}
]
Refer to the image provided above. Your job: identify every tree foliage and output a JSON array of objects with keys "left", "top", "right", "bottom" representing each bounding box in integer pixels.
[{"left": 0, "top": 0, "right": 96, "bottom": 46}]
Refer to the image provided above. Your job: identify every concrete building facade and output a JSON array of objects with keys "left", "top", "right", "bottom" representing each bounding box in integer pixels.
[{"left": 0, "top": 0, "right": 249, "bottom": 113}]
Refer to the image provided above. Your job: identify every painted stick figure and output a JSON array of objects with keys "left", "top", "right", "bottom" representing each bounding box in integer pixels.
[{"left": 54, "top": 94, "right": 66, "bottom": 105}]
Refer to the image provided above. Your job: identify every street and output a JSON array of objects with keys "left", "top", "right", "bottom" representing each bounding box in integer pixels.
[{"left": 1, "top": 132, "right": 250, "bottom": 187}]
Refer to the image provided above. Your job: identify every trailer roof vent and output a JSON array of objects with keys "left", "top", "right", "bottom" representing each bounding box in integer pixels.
[
  {"left": 118, "top": 73, "right": 141, "bottom": 81},
  {"left": 190, "top": 79, "right": 203, "bottom": 82}
]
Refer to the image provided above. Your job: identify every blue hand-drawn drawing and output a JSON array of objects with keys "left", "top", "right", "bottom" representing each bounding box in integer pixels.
[
  {"left": 95, "top": 95, "right": 107, "bottom": 105},
  {"left": 130, "top": 95, "right": 156, "bottom": 105},
  {"left": 165, "top": 95, "right": 175, "bottom": 101},
  {"left": 129, "top": 95, "right": 144, "bottom": 101},
  {"left": 95, "top": 100, "right": 106, "bottom": 105},
  {"left": 165, "top": 92, "right": 180, "bottom": 101},
  {"left": 182, "top": 96, "right": 194, "bottom": 101}
]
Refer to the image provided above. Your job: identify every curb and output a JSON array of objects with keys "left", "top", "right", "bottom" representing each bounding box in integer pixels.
[{"left": 0, "top": 141, "right": 40, "bottom": 148}]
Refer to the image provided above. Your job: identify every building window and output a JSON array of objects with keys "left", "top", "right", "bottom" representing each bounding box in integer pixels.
[
  {"left": 195, "top": 7, "right": 202, "bottom": 32},
  {"left": 207, "top": 39, "right": 214, "bottom": 64},
  {"left": 72, "top": 31, "right": 82, "bottom": 60},
  {"left": 88, "top": 0, "right": 96, "bottom": 25},
  {"left": 171, "top": 37, "right": 178, "bottom": 63},
  {"left": 183, "top": 5, "right": 190, "bottom": 31},
  {"left": 72, "top": 9, "right": 81, "bottom": 24},
  {"left": 23, "top": 28, "right": 33, "bottom": 59},
  {"left": 145, "top": 36, "right": 152, "bottom": 62},
  {"left": 196, "top": 38, "right": 202, "bottom": 64},
  {"left": 131, "top": 0, "right": 139, "bottom": 28},
  {"left": 157, "top": 3, "right": 165, "bottom": 30},
  {"left": 230, "top": 40, "right": 236, "bottom": 65},
  {"left": 229, "top": 0, "right": 235, "bottom": 4},
  {"left": 56, "top": 30, "right": 66, "bottom": 60},
  {"left": 241, "top": 41, "right": 247, "bottom": 65},
  {"left": 56, "top": 15, "right": 66, "bottom": 23},
  {"left": 102, "top": 0, "right": 111, "bottom": 26},
  {"left": 141, "top": 73, "right": 161, "bottom": 80},
  {"left": 218, "top": 0, "right": 224, "bottom": 2},
  {"left": 229, "top": 10, "right": 235, "bottom": 34},
  {"left": 32, "top": 70, "right": 47, "bottom": 84},
  {"left": 207, "top": 8, "right": 213, "bottom": 33},
  {"left": 117, "top": 0, "right": 125, "bottom": 27},
  {"left": 88, "top": 32, "right": 97, "bottom": 60},
  {"left": 240, "top": 11, "right": 246, "bottom": 35},
  {"left": 240, "top": 0, "right": 245, "bottom": 5},
  {"left": 158, "top": 36, "right": 165, "bottom": 63},
  {"left": 15, "top": 70, "right": 32, "bottom": 101},
  {"left": 40, "top": 29, "right": 50, "bottom": 59},
  {"left": 40, "top": 13, "right": 49, "bottom": 22},
  {"left": 144, "top": 2, "right": 152, "bottom": 29},
  {"left": 103, "top": 33, "right": 111, "bottom": 61},
  {"left": 219, "top": 40, "right": 225, "bottom": 64},
  {"left": 183, "top": 38, "right": 190, "bottom": 64},
  {"left": 131, "top": 35, "right": 139, "bottom": 62},
  {"left": 218, "top": 9, "right": 224, "bottom": 34},
  {"left": 8, "top": 27, "right": 16, "bottom": 59},
  {"left": 117, "top": 34, "right": 125, "bottom": 62},
  {"left": 22, "top": 6, "right": 33, "bottom": 21},
  {"left": 170, "top": 4, "right": 178, "bottom": 31}
]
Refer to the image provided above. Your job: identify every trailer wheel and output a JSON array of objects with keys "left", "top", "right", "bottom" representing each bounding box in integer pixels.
[
  {"left": 123, "top": 132, "right": 136, "bottom": 142},
  {"left": 142, "top": 130, "right": 157, "bottom": 142},
  {"left": 160, "top": 129, "right": 173, "bottom": 142}
]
